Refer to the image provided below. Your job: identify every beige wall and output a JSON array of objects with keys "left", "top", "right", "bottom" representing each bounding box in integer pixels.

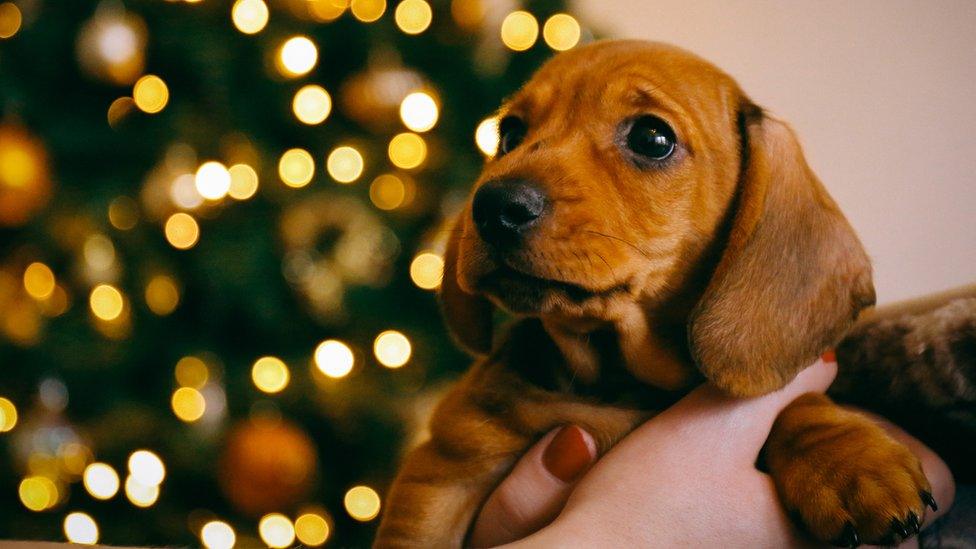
[{"left": 575, "top": 0, "right": 976, "bottom": 303}]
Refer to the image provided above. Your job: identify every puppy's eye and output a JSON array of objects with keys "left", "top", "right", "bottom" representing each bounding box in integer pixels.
[
  {"left": 498, "top": 116, "right": 527, "bottom": 156},
  {"left": 626, "top": 115, "right": 676, "bottom": 160}
]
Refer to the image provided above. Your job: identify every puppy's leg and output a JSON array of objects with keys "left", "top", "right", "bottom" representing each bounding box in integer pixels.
[{"left": 765, "top": 393, "right": 933, "bottom": 546}]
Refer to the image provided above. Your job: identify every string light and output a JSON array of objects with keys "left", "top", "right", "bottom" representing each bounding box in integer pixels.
[
  {"left": 278, "top": 36, "right": 318, "bottom": 77},
  {"left": 309, "top": 0, "right": 347, "bottom": 22},
  {"left": 124, "top": 475, "right": 160, "bottom": 507},
  {"left": 23, "top": 262, "right": 56, "bottom": 300},
  {"left": 410, "top": 252, "right": 444, "bottom": 290},
  {"left": 295, "top": 512, "right": 330, "bottom": 546},
  {"left": 170, "top": 174, "right": 205, "bottom": 210},
  {"left": 171, "top": 387, "right": 206, "bottom": 422},
  {"left": 399, "top": 91, "right": 438, "bottom": 132},
  {"left": 292, "top": 85, "right": 332, "bottom": 125},
  {"left": 0, "top": 397, "right": 17, "bottom": 432},
  {"left": 344, "top": 485, "right": 381, "bottom": 521},
  {"left": 133, "top": 75, "right": 169, "bottom": 114},
  {"left": 0, "top": 2, "right": 22, "bottom": 39},
  {"left": 374, "top": 330, "right": 411, "bottom": 368},
  {"left": 83, "top": 463, "right": 120, "bottom": 500},
  {"left": 542, "top": 13, "right": 580, "bottom": 51},
  {"left": 388, "top": 132, "right": 427, "bottom": 170},
  {"left": 89, "top": 284, "right": 124, "bottom": 321},
  {"left": 128, "top": 450, "right": 166, "bottom": 486},
  {"left": 19, "top": 476, "right": 58, "bottom": 511},
  {"left": 201, "top": 520, "right": 236, "bottom": 549},
  {"left": 83, "top": 234, "right": 116, "bottom": 271},
  {"left": 314, "top": 339, "right": 354, "bottom": 378},
  {"left": 164, "top": 212, "right": 200, "bottom": 249},
  {"left": 279, "top": 148, "right": 315, "bottom": 188},
  {"left": 369, "top": 174, "right": 407, "bottom": 210},
  {"left": 251, "top": 356, "right": 290, "bottom": 394},
  {"left": 475, "top": 116, "right": 500, "bottom": 157},
  {"left": 228, "top": 163, "right": 259, "bottom": 199},
  {"left": 258, "top": 513, "right": 296, "bottom": 548},
  {"left": 195, "top": 161, "right": 232, "bottom": 200},
  {"left": 231, "top": 0, "right": 269, "bottom": 35},
  {"left": 63, "top": 512, "right": 99, "bottom": 545},
  {"left": 500, "top": 11, "right": 538, "bottom": 51},
  {"left": 350, "top": 0, "right": 386, "bottom": 22},
  {"left": 107, "top": 97, "right": 135, "bottom": 129},
  {"left": 326, "top": 146, "right": 364, "bottom": 183},
  {"left": 395, "top": 0, "right": 432, "bottom": 35},
  {"left": 450, "top": 0, "right": 484, "bottom": 30},
  {"left": 145, "top": 274, "right": 180, "bottom": 315},
  {"left": 108, "top": 196, "right": 139, "bottom": 230},
  {"left": 175, "top": 356, "right": 209, "bottom": 388}
]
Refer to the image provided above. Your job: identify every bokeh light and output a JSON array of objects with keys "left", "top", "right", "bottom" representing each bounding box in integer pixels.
[
  {"left": 108, "top": 196, "right": 139, "bottom": 230},
  {"left": 326, "top": 146, "right": 364, "bottom": 183},
  {"left": 0, "top": 397, "right": 17, "bottom": 432},
  {"left": 252, "top": 356, "right": 290, "bottom": 394},
  {"left": 128, "top": 450, "right": 165, "bottom": 486},
  {"left": 89, "top": 284, "right": 124, "bottom": 321},
  {"left": 279, "top": 148, "right": 315, "bottom": 188},
  {"left": 231, "top": 0, "right": 269, "bottom": 34},
  {"left": 500, "top": 11, "right": 538, "bottom": 51},
  {"left": 314, "top": 339, "right": 354, "bottom": 378},
  {"left": 344, "top": 485, "right": 381, "bottom": 521},
  {"left": 543, "top": 13, "right": 580, "bottom": 51},
  {"left": 145, "top": 274, "right": 180, "bottom": 315},
  {"left": 19, "top": 476, "right": 58, "bottom": 511},
  {"left": 475, "top": 116, "right": 500, "bottom": 156},
  {"left": 124, "top": 475, "right": 160, "bottom": 507},
  {"left": 175, "top": 356, "right": 209, "bottom": 388},
  {"left": 369, "top": 174, "right": 407, "bottom": 210},
  {"left": 259, "top": 513, "right": 296, "bottom": 548},
  {"left": 0, "top": 2, "right": 22, "bottom": 39},
  {"left": 395, "top": 0, "right": 432, "bottom": 35},
  {"left": 399, "top": 91, "right": 438, "bottom": 132},
  {"left": 164, "top": 212, "right": 200, "bottom": 250},
  {"left": 133, "top": 75, "right": 169, "bottom": 114},
  {"left": 293, "top": 85, "right": 332, "bottom": 125},
  {"left": 64, "top": 512, "right": 99, "bottom": 545},
  {"left": 83, "top": 234, "right": 116, "bottom": 271},
  {"left": 171, "top": 387, "right": 206, "bottom": 422},
  {"left": 278, "top": 36, "right": 318, "bottom": 77},
  {"left": 83, "top": 463, "right": 120, "bottom": 500},
  {"left": 295, "top": 512, "right": 330, "bottom": 546},
  {"left": 228, "top": 163, "right": 259, "bottom": 199},
  {"left": 195, "top": 161, "right": 232, "bottom": 200},
  {"left": 23, "top": 262, "right": 56, "bottom": 300},
  {"left": 388, "top": 132, "right": 427, "bottom": 170},
  {"left": 350, "top": 0, "right": 386, "bottom": 22},
  {"left": 410, "top": 252, "right": 444, "bottom": 290},
  {"left": 201, "top": 520, "right": 236, "bottom": 549},
  {"left": 373, "top": 330, "right": 411, "bottom": 368}
]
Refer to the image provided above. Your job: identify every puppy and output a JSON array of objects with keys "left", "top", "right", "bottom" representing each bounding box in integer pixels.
[{"left": 376, "top": 40, "right": 939, "bottom": 547}]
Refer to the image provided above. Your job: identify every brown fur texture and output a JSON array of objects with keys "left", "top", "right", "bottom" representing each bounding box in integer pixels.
[{"left": 375, "top": 40, "right": 973, "bottom": 547}]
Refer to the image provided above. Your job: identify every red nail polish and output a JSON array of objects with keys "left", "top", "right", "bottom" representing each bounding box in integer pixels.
[
  {"left": 542, "top": 425, "right": 594, "bottom": 483},
  {"left": 822, "top": 349, "right": 836, "bottom": 364}
]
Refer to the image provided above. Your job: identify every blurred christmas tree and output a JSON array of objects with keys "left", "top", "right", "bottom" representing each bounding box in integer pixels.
[{"left": 0, "top": 0, "right": 589, "bottom": 546}]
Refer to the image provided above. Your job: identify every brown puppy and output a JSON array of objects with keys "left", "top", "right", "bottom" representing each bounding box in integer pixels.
[{"left": 376, "top": 40, "right": 935, "bottom": 547}]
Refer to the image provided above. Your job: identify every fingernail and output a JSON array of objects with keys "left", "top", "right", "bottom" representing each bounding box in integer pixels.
[
  {"left": 821, "top": 349, "right": 836, "bottom": 364},
  {"left": 542, "top": 425, "right": 594, "bottom": 483}
]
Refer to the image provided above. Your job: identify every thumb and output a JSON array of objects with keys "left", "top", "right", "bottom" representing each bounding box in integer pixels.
[{"left": 468, "top": 425, "right": 596, "bottom": 548}]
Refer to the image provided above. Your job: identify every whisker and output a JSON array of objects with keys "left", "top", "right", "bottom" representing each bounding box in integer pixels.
[{"left": 585, "top": 230, "right": 651, "bottom": 259}]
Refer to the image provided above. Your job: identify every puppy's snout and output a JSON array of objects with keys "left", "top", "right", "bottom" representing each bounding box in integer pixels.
[{"left": 472, "top": 179, "right": 546, "bottom": 246}]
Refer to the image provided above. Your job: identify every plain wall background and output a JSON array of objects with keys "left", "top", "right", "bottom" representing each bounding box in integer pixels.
[{"left": 574, "top": 0, "right": 976, "bottom": 304}]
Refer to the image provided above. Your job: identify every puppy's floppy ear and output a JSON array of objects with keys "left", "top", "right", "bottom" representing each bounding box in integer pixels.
[
  {"left": 439, "top": 214, "right": 494, "bottom": 356},
  {"left": 688, "top": 105, "right": 875, "bottom": 397}
]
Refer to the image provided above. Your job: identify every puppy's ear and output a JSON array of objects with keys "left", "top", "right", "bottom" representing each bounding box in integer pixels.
[
  {"left": 688, "top": 106, "right": 875, "bottom": 397},
  {"left": 439, "top": 214, "right": 494, "bottom": 356}
]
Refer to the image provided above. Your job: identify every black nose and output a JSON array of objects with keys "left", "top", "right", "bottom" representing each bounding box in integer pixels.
[{"left": 472, "top": 179, "right": 546, "bottom": 246}]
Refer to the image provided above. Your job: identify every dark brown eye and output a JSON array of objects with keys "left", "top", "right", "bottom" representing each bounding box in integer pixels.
[
  {"left": 626, "top": 115, "right": 676, "bottom": 160},
  {"left": 498, "top": 116, "right": 527, "bottom": 156}
]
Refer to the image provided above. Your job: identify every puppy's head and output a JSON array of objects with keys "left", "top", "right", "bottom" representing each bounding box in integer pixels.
[{"left": 442, "top": 40, "right": 874, "bottom": 396}]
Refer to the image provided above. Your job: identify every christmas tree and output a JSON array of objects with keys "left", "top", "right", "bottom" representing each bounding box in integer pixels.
[{"left": 0, "top": 0, "right": 589, "bottom": 546}]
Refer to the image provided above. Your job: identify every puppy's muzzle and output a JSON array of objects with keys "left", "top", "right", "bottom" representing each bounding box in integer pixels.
[{"left": 472, "top": 179, "right": 547, "bottom": 247}]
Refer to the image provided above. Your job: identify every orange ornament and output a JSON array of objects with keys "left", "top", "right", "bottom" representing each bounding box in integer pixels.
[{"left": 0, "top": 124, "right": 52, "bottom": 227}]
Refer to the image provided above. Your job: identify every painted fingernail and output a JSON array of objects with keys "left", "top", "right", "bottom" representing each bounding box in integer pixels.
[
  {"left": 542, "top": 425, "right": 594, "bottom": 483},
  {"left": 821, "top": 349, "right": 837, "bottom": 364}
]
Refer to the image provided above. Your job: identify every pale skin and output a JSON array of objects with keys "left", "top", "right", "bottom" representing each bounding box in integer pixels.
[{"left": 470, "top": 359, "right": 956, "bottom": 548}]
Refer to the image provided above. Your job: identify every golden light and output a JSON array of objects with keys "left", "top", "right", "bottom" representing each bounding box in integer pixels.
[
  {"left": 128, "top": 450, "right": 166, "bottom": 486},
  {"left": 83, "top": 463, "right": 120, "bottom": 500},
  {"left": 23, "top": 262, "right": 56, "bottom": 300},
  {"left": 279, "top": 148, "right": 315, "bottom": 188},
  {"left": 292, "top": 85, "right": 332, "bottom": 125},
  {"left": 0, "top": 397, "right": 17, "bottom": 432},
  {"left": 83, "top": 233, "right": 116, "bottom": 271},
  {"left": 195, "top": 161, "right": 232, "bottom": 200},
  {"left": 171, "top": 387, "right": 206, "bottom": 422},
  {"left": 231, "top": 0, "right": 269, "bottom": 35},
  {"left": 19, "top": 476, "right": 58, "bottom": 511},
  {"left": 399, "top": 91, "right": 438, "bottom": 132},
  {"left": 314, "top": 339, "right": 354, "bottom": 378},
  {"left": 278, "top": 36, "right": 318, "bottom": 77},
  {"left": 201, "top": 520, "right": 236, "bottom": 549},
  {"left": 63, "top": 512, "right": 99, "bottom": 545},
  {"left": 369, "top": 174, "right": 406, "bottom": 210},
  {"left": 374, "top": 330, "right": 412, "bottom": 368},
  {"left": 295, "top": 512, "right": 330, "bottom": 546},
  {"left": 0, "top": 2, "right": 22, "bottom": 39},
  {"left": 309, "top": 0, "right": 347, "bottom": 22},
  {"left": 350, "top": 0, "right": 386, "bottom": 22},
  {"left": 542, "top": 13, "right": 580, "bottom": 51},
  {"left": 251, "top": 356, "right": 290, "bottom": 394},
  {"left": 164, "top": 212, "right": 200, "bottom": 250},
  {"left": 450, "top": 0, "right": 484, "bottom": 31},
  {"left": 170, "top": 173, "right": 204, "bottom": 210},
  {"left": 60, "top": 443, "right": 93, "bottom": 477},
  {"left": 387, "top": 132, "right": 427, "bottom": 170},
  {"left": 89, "top": 284, "right": 124, "bottom": 321},
  {"left": 410, "top": 252, "right": 444, "bottom": 290},
  {"left": 258, "top": 513, "right": 296, "bottom": 548},
  {"left": 228, "top": 163, "right": 259, "bottom": 199},
  {"left": 107, "top": 96, "right": 135, "bottom": 129},
  {"left": 475, "top": 116, "right": 500, "bottom": 157},
  {"left": 395, "top": 0, "right": 432, "bottom": 35},
  {"left": 124, "top": 475, "right": 160, "bottom": 507},
  {"left": 326, "top": 145, "right": 364, "bottom": 183},
  {"left": 175, "top": 356, "right": 209, "bottom": 388},
  {"left": 145, "top": 274, "right": 180, "bottom": 315},
  {"left": 133, "top": 75, "right": 169, "bottom": 114},
  {"left": 344, "top": 485, "right": 381, "bottom": 521},
  {"left": 500, "top": 11, "right": 538, "bottom": 52},
  {"left": 108, "top": 196, "right": 139, "bottom": 230}
]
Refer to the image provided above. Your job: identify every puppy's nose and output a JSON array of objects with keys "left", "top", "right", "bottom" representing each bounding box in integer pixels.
[{"left": 472, "top": 179, "right": 546, "bottom": 246}]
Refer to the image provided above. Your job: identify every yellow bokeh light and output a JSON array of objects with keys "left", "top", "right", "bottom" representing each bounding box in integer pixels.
[
  {"left": 259, "top": 513, "right": 296, "bottom": 548},
  {"left": 133, "top": 75, "right": 169, "bottom": 114},
  {"left": 374, "top": 330, "right": 412, "bottom": 368},
  {"left": 344, "top": 485, "right": 381, "bottom": 521},
  {"left": 83, "top": 463, "right": 120, "bottom": 500},
  {"left": 475, "top": 116, "right": 500, "bottom": 157},
  {"left": 350, "top": 0, "right": 386, "bottom": 22},
  {"left": 89, "top": 284, "right": 124, "bottom": 321},
  {"left": 124, "top": 475, "right": 160, "bottom": 507},
  {"left": 165, "top": 212, "right": 200, "bottom": 250},
  {"left": 314, "top": 339, "right": 354, "bottom": 378},
  {"left": 201, "top": 520, "right": 236, "bottom": 549},
  {"left": 23, "top": 262, "right": 56, "bottom": 300},
  {"left": 542, "top": 13, "right": 580, "bottom": 51},
  {"left": 293, "top": 85, "right": 332, "bottom": 125},
  {"left": 228, "top": 163, "right": 259, "bottom": 199},
  {"left": 279, "top": 148, "right": 315, "bottom": 188},
  {"left": 107, "top": 96, "right": 135, "bottom": 129},
  {"left": 108, "top": 196, "right": 139, "bottom": 230},
  {"left": 450, "top": 0, "right": 484, "bottom": 30},
  {"left": 0, "top": 397, "right": 17, "bottom": 432},
  {"left": 195, "top": 161, "right": 232, "bottom": 200},
  {"left": 0, "top": 2, "right": 22, "bottom": 39},
  {"left": 83, "top": 234, "right": 116, "bottom": 271},
  {"left": 64, "top": 512, "right": 99, "bottom": 545},
  {"left": 388, "top": 132, "right": 427, "bottom": 170},
  {"left": 410, "top": 252, "right": 444, "bottom": 290},
  {"left": 309, "top": 0, "right": 347, "bottom": 22},
  {"left": 395, "top": 0, "right": 432, "bottom": 35},
  {"left": 145, "top": 274, "right": 180, "bottom": 316},
  {"left": 399, "top": 91, "right": 438, "bottom": 132},
  {"left": 326, "top": 146, "right": 364, "bottom": 183},
  {"left": 252, "top": 356, "right": 290, "bottom": 394},
  {"left": 175, "top": 356, "right": 209, "bottom": 388},
  {"left": 60, "top": 443, "right": 92, "bottom": 477},
  {"left": 278, "top": 36, "right": 318, "bottom": 77},
  {"left": 369, "top": 174, "right": 406, "bottom": 210},
  {"left": 128, "top": 450, "right": 165, "bottom": 486},
  {"left": 500, "top": 10, "right": 538, "bottom": 52},
  {"left": 231, "top": 0, "right": 269, "bottom": 35},
  {"left": 295, "top": 513, "right": 330, "bottom": 546},
  {"left": 19, "top": 476, "right": 57, "bottom": 511},
  {"left": 171, "top": 387, "right": 206, "bottom": 422}
]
